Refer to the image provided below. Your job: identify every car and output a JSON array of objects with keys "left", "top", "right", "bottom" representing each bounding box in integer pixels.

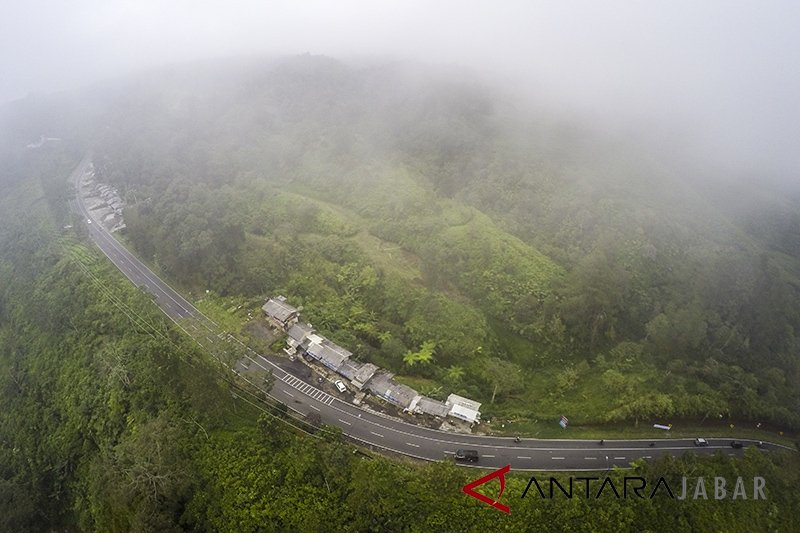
[
  {"left": 87, "top": 219, "right": 92, "bottom": 224},
  {"left": 334, "top": 380, "right": 347, "bottom": 393},
  {"left": 730, "top": 441, "right": 743, "bottom": 449},
  {"left": 694, "top": 438, "right": 709, "bottom": 447},
  {"left": 454, "top": 449, "right": 479, "bottom": 463}
]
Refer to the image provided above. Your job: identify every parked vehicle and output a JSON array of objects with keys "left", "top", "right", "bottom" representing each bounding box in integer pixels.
[
  {"left": 694, "top": 438, "right": 709, "bottom": 447},
  {"left": 454, "top": 449, "right": 479, "bottom": 463},
  {"left": 334, "top": 380, "right": 347, "bottom": 393}
]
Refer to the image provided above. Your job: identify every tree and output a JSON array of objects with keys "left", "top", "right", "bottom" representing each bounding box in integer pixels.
[
  {"left": 481, "top": 357, "right": 524, "bottom": 403},
  {"left": 403, "top": 341, "right": 436, "bottom": 367},
  {"left": 445, "top": 365, "right": 465, "bottom": 383},
  {"left": 555, "top": 366, "right": 579, "bottom": 391},
  {"left": 601, "top": 368, "right": 629, "bottom": 395}
]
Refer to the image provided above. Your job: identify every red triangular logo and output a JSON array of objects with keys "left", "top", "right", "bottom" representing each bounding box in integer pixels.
[{"left": 462, "top": 464, "right": 511, "bottom": 514}]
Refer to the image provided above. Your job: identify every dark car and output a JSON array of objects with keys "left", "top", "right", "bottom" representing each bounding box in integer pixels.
[
  {"left": 730, "top": 441, "right": 743, "bottom": 449},
  {"left": 454, "top": 449, "right": 479, "bottom": 463}
]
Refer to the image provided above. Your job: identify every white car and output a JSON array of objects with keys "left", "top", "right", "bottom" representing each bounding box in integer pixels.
[
  {"left": 334, "top": 380, "right": 347, "bottom": 393},
  {"left": 87, "top": 219, "right": 92, "bottom": 224}
]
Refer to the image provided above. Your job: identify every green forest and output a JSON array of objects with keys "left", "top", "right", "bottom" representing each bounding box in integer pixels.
[
  {"left": 1, "top": 142, "right": 799, "bottom": 532},
  {"left": 63, "top": 56, "right": 800, "bottom": 433}
]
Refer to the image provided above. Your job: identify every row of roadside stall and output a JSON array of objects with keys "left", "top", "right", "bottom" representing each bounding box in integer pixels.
[{"left": 262, "top": 296, "right": 482, "bottom": 425}]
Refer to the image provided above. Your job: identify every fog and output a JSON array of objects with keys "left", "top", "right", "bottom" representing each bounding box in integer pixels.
[{"left": 2, "top": 0, "right": 799, "bottom": 183}]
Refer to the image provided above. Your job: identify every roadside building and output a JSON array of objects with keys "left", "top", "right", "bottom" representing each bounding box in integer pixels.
[
  {"left": 327, "top": 359, "right": 379, "bottom": 390},
  {"left": 350, "top": 363, "right": 378, "bottom": 390},
  {"left": 336, "top": 360, "right": 362, "bottom": 381},
  {"left": 285, "top": 322, "right": 314, "bottom": 355},
  {"left": 306, "top": 337, "right": 352, "bottom": 372},
  {"left": 446, "top": 393, "right": 482, "bottom": 424},
  {"left": 409, "top": 395, "right": 451, "bottom": 418},
  {"left": 366, "top": 372, "right": 418, "bottom": 410},
  {"left": 262, "top": 296, "right": 299, "bottom": 330}
]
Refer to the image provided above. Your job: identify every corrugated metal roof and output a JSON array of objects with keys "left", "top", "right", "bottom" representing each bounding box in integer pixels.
[
  {"left": 352, "top": 363, "right": 378, "bottom": 387},
  {"left": 337, "top": 360, "right": 362, "bottom": 381},
  {"left": 415, "top": 396, "right": 451, "bottom": 417},
  {"left": 287, "top": 323, "right": 314, "bottom": 343},
  {"left": 307, "top": 339, "right": 352, "bottom": 370},
  {"left": 446, "top": 393, "right": 482, "bottom": 411},
  {"left": 366, "top": 373, "right": 417, "bottom": 409},
  {"left": 262, "top": 298, "right": 298, "bottom": 323},
  {"left": 448, "top": 403, "right": 481, "bottom": 423}
]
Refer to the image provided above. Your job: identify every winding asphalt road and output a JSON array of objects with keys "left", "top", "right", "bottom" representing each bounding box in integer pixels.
[{"left": 68, "top": 155, "right": 791, "bottom": 471}]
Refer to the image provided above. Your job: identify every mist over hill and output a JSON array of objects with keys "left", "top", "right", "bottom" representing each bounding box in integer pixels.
[
  {"left": 7, "top": 55, "right": 788, "bottom": 426},
  {"left": 2, "top": 51, "right": 800, "bottom": 532},
  {"left": 14, "top": 56, "right": 791, "bottom": 422},
  {"left": 2, "top": 55, "right": 799, "bottom": 430}
]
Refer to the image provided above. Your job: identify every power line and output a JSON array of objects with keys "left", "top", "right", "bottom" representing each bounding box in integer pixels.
[{"left": 64, "top": 241, "right": 325, "bottom": 437}]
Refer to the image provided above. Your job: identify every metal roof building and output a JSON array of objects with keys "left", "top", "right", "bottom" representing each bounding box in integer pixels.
[
  {"left": 410, "top": 396, "right": 451, "bottom": 418},
  {"left": 285, "top": 322, "right": 314, "bottom": 354},
  {"left": 446, "top": 393, "right": 482, "bottom": 424},
  {"left": 351, "top": 363, "right": 378, "bottom": 390},
  {"left": 306, "top": 337, "right": 352, "bottom": 372},
  {"left": 336, "top": 360, "right": 362, "bottom": 381},
  {"left": 366, "top": 373, "right": 418, "bottom": 410},
  {"left": 262, "top": 296, "right": 299, "bottom": 330}
]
